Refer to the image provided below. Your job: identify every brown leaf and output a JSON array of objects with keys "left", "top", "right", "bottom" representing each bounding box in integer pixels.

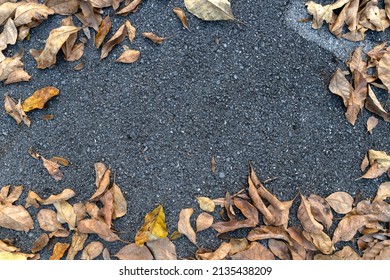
[
  {"left": 248, "top": 174, "right": 274, "bottom": 224},
  {"left": 95, "top": 15, "right": 111, "bottom": 48},
  {"left": 196, "top": 212, "right": 213, "bottom": 232},
  {"left": 362, "top": 150, "right": 390, "bottom": 179},
  {"left": 49, "top": 242, "right": 69, "bottom": 260},
  {"left": 49, "top": 229, "right": 70, "bottom": 238},
  {"left": 116, "top": 48, "right": 140, "bottom": 64},
  {"left": 54, "top": 201, "right": 76, "bottom": 230},
  {"left": 298, "top": 194, "right": 324, "bottom": 234},
  {"left": 41, "top": 156, "right": 64, "bottom": 181},
  {"left": 37, "top": 209, "right": 66, "bottom": 232},
  {"left": 77, "top": 219, "right": 120, "bottom": 242},
  {"left": 325, "top": 191, "right": 354, "bottom": 214},
  {"left": 247, "top": 226, "right": 293, "bottom": 246},
  {"left": 114, "top": 243, "right": 153, "bottom": 260},
  {"left": 0, "top": 204, "right": 34, "bottom": 232},
  {"left": 30, "top": 25, "right": 80, "bottom": 69},
  {"left": 73, "top": 202, "right": 87, "bottom": 223},
  {"left": 50, "top": 156, "right": 70, "bottom": 167},
  {"left": 13, "top": 3, "right": 54, "bottom": 27},
  {"left": 228, "top": 238, "right": 249, "bottom": 255},
  {"left": 78, "top": 0, "right": 101, "bottom": 31},
  {"left": 85, "top": 202, "right": 102, "bottom": 220},
  {"left": 125, "top": 20, "right": 136, "bottom": 43},
  {"left": 197, "top": 196, "right": 215, "bottom": 212},
  {"left": 142, "top": 32, "right": 165, "bottom": 44},
  {"left": 329, "top": 68, "right": 353, "bottom": 108},
  {"left": 197, "top": 242, "right": 231, "bottom": 260},
  {"left": 66, "top": 231, "right": 88, "bottom": 260},
  {"left": 146, "top": 238, "right": 177, "bottom": 260},
  {"left": 224, "top": 191, "right": 235, "bottom": 220},
  {"left": 60, "top": 16, "right": 84, "bottom": 62},
  {"left": 308, "top": 194, "right": 333, "bottom": 230},
  {"left": 0, "top": 19, "right": 17, "bottom": 53},
  {"left": 100, "top": 23, "right": 127, "bottom": 59},
  {"left": 315, "top": 246, "right": 360, "bottom": 260},
  {"left": 80, "top": 241, "right": 104, "bottom": 260},
  {"left": 116, "top": 0, "right": 142, "bottom": 15},
  {"left": 211, "top": 156, "right": 216, "bottom": 173},
  {"left": 374, "top": 181, "right": 390, "bottom": 202},
  {"left": 366, "top": 116, "right": 379, "bottom": 133},
  {"left": 268, "top": 239, "right": 291, "bottom": 260},
  {"left": 4, "top": 95, "right": 30, "bottom": 126},
  {"left": 173, "top": 7, "right": 189, "bottom": 30},
  {"left": 306, "top": 1, "right": 337, "bottom": 29},
  {"left": 44, "top": 0, "right": 80, "bottom": 15},
  {"left": 110, "top": 180, "right": 127, "bottom": 219},
  {"left": 362, "top": 240, "right": 390, "bottom": 259},
  {"left": 42, "top": 188, "right": 75, "bottom": 205},
  {"left": 308, "top": 231, "right": 334, "bottom": 254},
  {"left": 184, "top": 0, "right": 236, "bottom": 21},
  {"left": 348, "top": 47, "right": 367, "bottom": 75},
  {"left": 22, "top": 86, "right": 60, "bottom": 112},
  {"left": 1, "top": 50, "right": 30, "bottom": 84},
  {"left": 73, "top": 61, "right": 85, "bottom": 71},
  {"left": 332, "top": 215, "right": 369, "bottom": 244},
  {"left": 0, "top": 185, "right": 22, "bottom": 205},
  {"left": 90, "top": 167, "right": 111, "bottom": 200},
  {"left": 100, "top": 189, "right": 114, "bottom": 227},
  {"left": 0, "top": 2, "right": 23, "bottom": 26},
  {"left": 25, "top": 190, "right": 43, "bottom": 209},
  {"left": 378, "top": 51, "right": 390, "bottom": 93},
  {"left": 231, "top": 242, "right": 275, "bottom": 260},
  {"left": 31, "top": 233, "right": 49, "bottom": 253},
  {"left": 365, "top": 85, "right": 390, "bottom": 122},
  {"left": 287, "top": 226, "right": 317, "bottom": 251},
  {"left": 102, "top": 247, "right": 110, "bottom": 260},
  {"left": 178, "top": 208, "right": 196, "bottom": 244}
]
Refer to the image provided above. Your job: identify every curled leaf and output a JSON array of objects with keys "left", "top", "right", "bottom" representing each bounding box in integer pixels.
[
  {"left": 178, "top": 208, "right": 196, "bottom": 245},
  {"left": 142, "top": 32, "right": 165, "bottom": 44},
  {"left": 173, "top": 7, "right": 189, "bottom": 30}
]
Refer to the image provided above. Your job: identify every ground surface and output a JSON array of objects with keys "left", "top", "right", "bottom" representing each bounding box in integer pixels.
[{"left": 1, "top": 0, "right": 390, "bottom": 259}]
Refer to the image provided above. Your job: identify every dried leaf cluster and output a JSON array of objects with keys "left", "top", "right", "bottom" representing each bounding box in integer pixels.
[
  {"left": 306, "top": 0, "right": 390, "bottom": 41},
  {"left": 329, "top": 44, "right": 390, "bottom": 126}
]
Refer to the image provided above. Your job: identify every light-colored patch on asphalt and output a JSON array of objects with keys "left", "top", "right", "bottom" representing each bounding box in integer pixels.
[{"left": 284, "top": 0, "right": 374, "bottom": 61}]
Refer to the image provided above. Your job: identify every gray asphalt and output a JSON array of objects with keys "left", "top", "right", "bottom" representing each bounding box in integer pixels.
[{"left": 1, "top": 0, "right": 390, "bottom": 259}]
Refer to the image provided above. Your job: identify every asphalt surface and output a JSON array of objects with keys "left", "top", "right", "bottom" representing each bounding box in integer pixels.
[{"left": 1, "top": 0, "right": 390, "bottom": 259}]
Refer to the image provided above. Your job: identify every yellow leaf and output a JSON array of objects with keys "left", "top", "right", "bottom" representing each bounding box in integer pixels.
[
  {"left": 50, "top": 242, "right": 69, "bottom": 260},
  {"left": 22, "top": 86, "right": 59, "bottom": 112},
  {"left": 196, "top": 196, "right": 215, "bottom": 212},
  {"left": 135, "top": 205, "right": 168, "bottom": 246},
  {"left": 0, "top": 251, "right": 33, "bottom": 260}
]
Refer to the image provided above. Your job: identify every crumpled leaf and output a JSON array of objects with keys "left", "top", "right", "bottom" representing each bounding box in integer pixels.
[
  {"left": 197, "top": 242, "right": 231, "bottom": 260},
  {"left": 146, "top": 238, "right": 177, "bottom": 260},
  {"left": 25, "top": 190, "right": 43, "bottom": 209},
  {"left": 332, "top": 215, "right": 369, "bottom": 244},
  {"left": 110, "top": 179, "right": 127, "bottom": 219},
  {"left": 329, "top": 68, "right": 353, "bottom": 107},
  {"left": 22, "top": 86, "right": 59, "bottom": 112},
  {"left": 142, "top": 32, "right": 165, "bottom": 44},
  {"left": 77, "top": 219, "right": 120, "bottom": 242},
  {"left": 13, "top": 3, "right": 54, "bottom": 27},
  {"left": 247, "top": 225, "right": 293, "bottom": 246},
  {"left": 1, "top": 50, "right": 30, "bottom": 84},
  {"left": 60, "top": 16, "right": 84, "bottom": 62},
  {"left": 287, "top": 227, "right": 318, "bottom": 251},
  {"left": 31, "top": 233, "right": 49, "bottom": 253},
  {"left": 100, "top": 22, "right": 127, "bottom": 60},
  {"left": 135, "top": 204, "right": 168, "bottom": 246},
  {"left": 49, "top": 242, "right": 69, "bottom": 260},
  {"left": 0, "top": 204, "right": 34, "bottom": 232},
  {"left": 66, "top": 231, "right": 88, "bottom": 260},
  {"left": 184, "top": 0, "right": 235, "bottom": 21},
  {"left": 178, "top": 208, "right": 196, "bottom": 245},
  {"left": 197, "top": 196, "right": 215, "bottom": 212},
  {"left": 44, "top": 0, "right": 80, "bottom": 15},
  {"left": 315, "top": 246, "right": 360, "bottom": 260},
  {"left": 78, "top": 0, "right": 101, "bottom": 31},
  {"left": 80, "top": 241, "right": 104, "bottom": 260},
  {"left": 54, "top": 201, "right": 76, "bottom": 230},
  {"left": 95, "top": 15, "right": 111, "bottom": 48},
  {"left": 114, "top": 243, "right": 153, "bottom": 260},
  {"left": 4, "top": 95, "right": 30, "bottom": 126},
  {"left": 0, "top": 185, "right": 23, "bottom": 205},
  {"left": 362, "top": 240, "right": 390, "bottom": 259},
  {"left": 116, "top": 47, "right": 140, "bottom": 64},
  {"left": 374, "top": 181, "right": 390, "bottom": 202},
  {"left": 298, "top": 194, "right": 324, "bottom": 234},
  {"left": 306, "top": 1, "right": 338, "bottom": 29},
  {"left": 325, "top": 191, "right": 354, "bottom": 214},
  {"left": 361, "top": 150, "right": 390, "bottom": 179},
  {"left": 228, "top": 238, "right": 249, "bottom": 255},
  {"left": 196, "top": 212, "right": 213, "bottom": 232},
  {"left": 30, "top": 25, "right": 80, "bottom": 69},
  {"left": 231, "top": 242, "right": 275, "bottom": 260},
  {"left": 308, "top": 194, "right": 333, "bottom": 230},
  {"left": 173, "top": 7, "right": 189, "bottom": 30},
  {"left": 0, "top": 2, "right": 23, "bottom": 26},
  {"left": 37, "top": 209, "right": 66, "bottom": 232},
  {"left": 116, "top": 0, "right": 142, "bottom": 15},
  {"left": 42, "top": 188, "right": 75, "bottom": 205}
]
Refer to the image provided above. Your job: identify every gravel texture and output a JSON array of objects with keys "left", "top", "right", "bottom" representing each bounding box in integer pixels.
[{"left": 1, "top": 0, "right": 390, "bottom": 259}]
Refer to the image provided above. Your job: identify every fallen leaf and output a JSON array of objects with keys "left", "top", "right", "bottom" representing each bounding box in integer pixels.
[
  {"left": 85, "top": 202, "right": 102, "bottom": 221},
  {"left": 347, "top": 47, "right": 366, "bottom": 75},
  {"left": 308, "top": 194, "right": 333, "bottom": 230},
  {"left": 54, "top": 201, "right": 76, "bottom": 230},
  {"left": 66, "top": 231, "right": 88, "bottom": 260},
  {"left": 100, "top": 189, "right": 114, "bottom": 227},
  {"left": 42, "top": 188, "right": 75, "bottom": 205},
  {"left": 44, "top": 0, "right": 80, "bottom": 15},
  {"left": 49, "top": 242, "right": 69, "bottom": 260},
  {"left": 298, "top": 194, "right": 324, "bottom": 234},
  {"left": 365, "top": 85, "right": 390, "bottom": 122},
  {"left": 0, "top": 19, "right": 17, "bottom": 53},
  {"left": 13, "top": 2, "right": 54, "bottom": 27},
  {"left": 116, "top": 48, "right": 140, "bottom": 64},
  {"left": 325, "top": 191, "right": 354, "bottom": 214},
  {"left": 308, "top": 231, "right": 334, "bottom": 254},
  {"left": 197, "top": 242, "right": 231, "bottom": 260},
  {"left": 77, "top": 219, "right": 120, "bottom": 242},
  {"left": 102, "top": 247, "right": 110, "bottom": 260},
  {"left": 31, "top": 233, "right": 49, "bottom": 253},
  {"left": 78, "top": 0, "right": 101, "bottom": 31},
  {"left": 95, "top": 15, "right": 111, "bottom": 48},
  {"left": 135, "top": 204, "right": 168, "bottom": 246},
  {"left": 116, "top": 0, "right": 142, "bottom": 15},
  {"left": 90, "top": 167, "right": 111, "bottom": 200},
  {"left": 315, "top": 246, "right": 360, "bottom": 260},
  {"left": 73, "top": 61, "right": 85, "bottom": 71},
  {"left": 224, "top": 191, "right": 236, "bottom": 220},
  {"left": 361, "top": 150, "right": 390, "bottom": 179},
  {"left": 41, "top": 156, "right": 64, "bottom": 181},
  {"left": 146, "top": 238, "right": 177, "bottom": 260},
  {"left": 60, "top": 16, "right": 84, "bottom": 62},
  {"left": 0, "top": 2, "right": 23, "bottom": 26},
  {"left": 247, "top": 226, "right": 293, "bottom": 246},
  {"left": 110, "top": 179, "right": 127, "bottom": 219},
  {"left": 248, "top": 172, "right": 274, "bottom": 224},
  {"left": 22, "top": 86, "right": 60, "bottom": 112},
  {"left": 378, "top": 51, "right": 390, "bottom": 93},
  {"left": 374, "top": 181, "right": 390, "bottom": 202},
  {"left": 173, "top": 7, "right": 189, "bottom": 30},
  {"left": 287, "top": 227, "right": 317, "bottom": 251},
  {"left": 0, "top": 251, "right": 34, "bottom": 260},
  {"left": 100, "top": 22, "right": 127, "bottom": 59},
  {"left": 80, "top": 241, "right": 104, "bottom": 260},
  {"left": 211, "top": 156, "right": 216, "bottom": 173},
  {"left": 0, "top": 185, "right": 22, "bottom": 205},
  {"left": 30, "top": 25, "right": 80, "bottom": 69},
  {"left": 197, "top": 196, "right": 215, "bottom": 212},
  {"left": 0, "top": 204, "right": 34, "bottom": 232},
  {"left": 37, "top": 209, "right": 66, "bottom": 232},
  {"left": 329, "top": 68, "right": 353, "bottom": 108},
  {"left": 231, "top": 242, "right": 275, "bottom": 260},
  {"left": 114, "top": 243, "right": 153, "bottom": 260},
  {"left": 50, "top": 156, "right": 70, "bottom": 167},
  {"left": 25, "top": 190, "right": 43, "bottom": 208},
  {"left": 4, "top": 95, "right": 30, "bottom": 126},
  {"left": 125, "top": 20, "right": 136, "bottom": 43},
  {"left": 0, "top": 50, "right": 30, "bottom": 84},
  {"left": 196, "top": 212, "right": 213, "bottom": 232},
  {"left": 169, "top": 231, "right": 182, "bottom": 241},
  {"left": 268, "top": 239, "right": 291, "bottom": 260},
  {"left": 142, "top": 32, "right": 165, "bottom": 44},
  {"left": 362, "top": 240, "right": 390, "bottom": 259},
  {"left": 73, "top": 202, "right": 87, "bottom": 223},
  {"left": 178, "top": 208, "right": 196, "bottom": 245},
  {"left": 366, "top": 116, "right": 379, "bottom": 133},
  {"left": 228, "top": 238, "right": 249, "bottom": 255},
  {"left": 306, "top": 1, "right": 338, "bottom": 29},
  {"left": 184, "top": 0, "right": 235, "bottom": 21},
  {"left": 332, "top": 215, "right": 369, "bottom": 244}
]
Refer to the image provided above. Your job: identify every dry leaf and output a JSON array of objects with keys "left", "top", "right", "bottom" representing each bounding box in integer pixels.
[
  {"left": 66, "top": 231, "right": 88, "bottom": 260},
  {"left": 50, "top": 156, "right": 70, "bottom": 167},
  {"left": 315, "top": 246, "right": 360, "bottom": 260},
  {"left": 197, "top": 242, "right": 231, "bottom": 260},
  {"left": 329, "top": 68, "right": 353, "bottom": 108},
  {"left": 102, "top": 247, "right": 110, "bottom": 260},
  {"left": 0, "top": 204, "right": 34, "bottom": 232},
  {"left": 100, "top": 190, "right": 114, "bottom": 227},
  {"left": 78, "top": 0, "right": 101, "bottom": 31},
  {"left": 306, "top": 1, "right": 338, "bottom": 29},
  {"left": 30, "top": 25, "right": 80, "bottom": 69},
  {"left": 41, "top": 156, "right": 63, "bottom": 181},
  {"left": 110, "top": 180, "right": 127, "bottom": 219},
  {"left": 197, "top": 196, "right": 215, "bottom": 212},
  {"left": 345, "top": 70, "right": 367, "bottom": 125},
  {"left": 100, "top": 23, "right": 127, "bottom": 59},
  {"left": 61, "top": 16, "right": 84, "bottom": 62},
  {"left": 332, "top": 215, "right": 369, "bottom": 244},
  {"left": 116, "top": 0, "right": 142, "bottom": 15},
  {"left": 73, "top": 61, "right": 84, "bottom": 71},
  {"left": 37, "top": 209, "right": 66, "bottom": 232},
  {"left": 173, "top": 7, "right": 189, "bottom": 30},
  {"left": 73, "top": 202, "right": 87, "bottom": 223},
  {"left": 247, "top": 226, "right": 293, "bottom": 246},
  {"left": 80, "top": 241, "right": 104, "bottom": 260},
  {"left": 365, "top": 85, "right": 390, "bottom": 122},
  {"left": 77, "top": 219, "right": 120, "bottom": 242},
  {"left": 146, "top": 238, "right": 177, "bottom": 260},
  {"left": 378, "top": 51, "right": 390, "bottom": 93},
  {"left": 0, "top": 2, "right": 23, "bottom": 26},
  {"left": 135, "top": 204, "right": 168, "bottom": 246},
  {"left": 308, "top": 231, "right": 334, "bottom": 254},
  {"left": 287, "top": 226, "right": 317, "bottom": 251},
  {"left": 196, "top": 212, "right": 213, "bottom": 232},
  {"left": 31, "top": 233, "right": 49, "bottom": 253},
  {"left": 42, "top": 188, "right": 75, "bottom": 205},
  {"left": 248, "top": 172, "right": 274, "bottom": 224},
  {"left": 54, "top": 201, "right": 76, "bottom": 230},
  {"left": 0, "top": 185, "right": 23, "bottom": 205},
  {"left": 361, "top": 150, "right": 390, "bottom": 179},
  {"left": 0, "top": 50, "right": 30, "bottom": 84},
  {"left": 50, "top": 242, "right": 69, "bottom": 260},
  {"left": 90, "top": 167, "right": 111, "bottom": 200},
  {"left": 125, "top": 20, "right": 136, "bottom": 43},
  {"left": 22, "top": 86, "right": 59, "bottom": 112},
  {"left": 13, "top": 3, "right": 54, "bottom": 27},
  {"left": 366, "top": 116, "right": 379, "bottom": 133},
  {"left": 361, "top": 153, "right": 369, "bottom": 172},
  {"left": 178, "top": 208, "right": 196, "bottom": 245},
  {"left": 0, "top": 251, "right": 34, "bottom": 260},
  {"left": 0, "top": 239, "right": 19, "bottom": 253},
  {"left": 116, "top": 48, "right": 140, "bottom": 64},
  {"left": 25, "top": 190, "right": 43, "bottom": 208},
  {"left": 40, "top": 114, "right": 55, "bottom": 121},
  {"left": 308, "top": 194, "right": 333, "bottom": 230},
  {"left": 268, "top": 239, "right": 291, "bottom": 260},
  {"left": 298, "top": 194, "right": 324, "bottom": 234},
  {"left": 228, "top": 238, "right": 249, "bottom": 255},
  {"left": 211, "top": 156, "right": 216, "bottom": 173},
  {"left": 231, "top": 242, "right": 275, "bottom": 260},
  {"left": 95, "top": 15, "right": 111, "bottom": 48},
  {"left": 142, "top": 32, "right": 165, "bottom": 44},
  {"left": 85, "top": 202, "right": 102, "bottom": 221},
  {"left": 362, "top": 240, "right": 390, "bottom": 259},
  {"left": 4, "top": 95, "right": 30, "bottom": 126},
  {"left": 44, "top": 0, "right": 80, "bottom": 15},
  {"left": 374, "top": 181, "right": 390, "bottom": 202},
  {"left": 325, "top": 191, "right": 354, "bottom": 214},
  {"left": 114, "top": 243, "right": 153, "bottom": 260},
  {"left": 184, "top": 0, "right": 235, "bottom": 21},
  {"left": 0, "top": 19, "right": 17, "bottom": 53}
]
